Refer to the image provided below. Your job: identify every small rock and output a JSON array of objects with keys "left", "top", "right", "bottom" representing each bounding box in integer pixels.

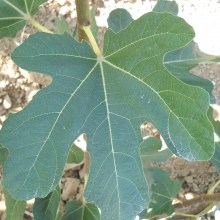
[
  {"left": 190, "top": 168, "right": 195, "bottom": 174},
  {"left": 170, "top": 171, "right": 178, "bottom": 179},
  {"left": 61, "top": 178, "right": 80, "bottom": 201},
  {"left": 25, "top": 89, "right": 39, "bottom": 103},
  {"left": 178, "top": 188, "right": 185, "bottom": 199},
  {"left": 44, "top": 21, "right": 54, "bottom": 31},
  {"left": 0, "top": 109, "right": 6, "bottom": 116},
  {"left": 0, "top": 91, "right": 7, "bottom": 97},
  {"left": 75, "top": 184, "right": 84, "bottom": 202},
  {"left": 66, "top": 17, "right": 72, "bottom": 24},
  {"left": 3, "top": 94, "right": 12, "bottom": 109},
  {"left": 184, "top": 176, "right": 193, "bottom": 184},
  {"left": 208, "top": 166, "right": 216, "bottom": 173},
  {"left": 185, "top": 192, "right": 195, "bottom": 200},
  {"left": 17, "top": 98, "right": 22, "bottom": 104},
  {"left": 181, "top": 169, "right": 190, "bottom": 177},
  {"left": 192, "top": 183, "right": 199, "bottom": 192},
  {"left": 0, "top": 81, "right": 6, "bottom": 88},
  {"left": 59, "top": 6, "right": 70, "bottom": 15},
  {"left": 193, "top": 178, "right": 198, "bottom": 184},
  {"left": 19, "top": 68, "right": 51, "bottom": 86}
]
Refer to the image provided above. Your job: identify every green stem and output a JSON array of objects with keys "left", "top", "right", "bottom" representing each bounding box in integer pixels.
[
  {"left": 81, "top": 26, "right": 101, "bottom": 56},
  {"left": 175, "top": 212, "right": 196, "bottom": 218},
  {"left": 208, "top": 179, "right": 220, "bottom": 194},
  {"left": 75, "top": 0, "right": 91, "bottom": 42},
  {"left": 28, "top": 17, "right": 53, "bottom": 34}
]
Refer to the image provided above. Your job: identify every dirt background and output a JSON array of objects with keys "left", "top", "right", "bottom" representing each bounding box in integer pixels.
[{"left": 0, "top": 0, "right": 220, "bottom": 219}]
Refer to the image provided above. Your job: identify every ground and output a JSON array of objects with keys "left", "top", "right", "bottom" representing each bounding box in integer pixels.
[{"left": 0, "top": 0, "right": 220, "bottom": 219}]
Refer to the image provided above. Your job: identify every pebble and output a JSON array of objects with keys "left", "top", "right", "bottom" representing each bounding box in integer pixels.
[
  {"left": 17, "top": 78, "right": 27, "bottom": 84},
  {"left": 59, "top": 6, "right": 70, "bottom": 15},
  {"left": 178, "top": 188, "right": 185, "bottom": 199},
  {"left": 61, "top": 178, "right": 80, "bottom": 201},
  {"left": 0, "top": 109, "right": 6, "bottom": 116},
  {"left": 192, "top": 183, "right": 199, "bottom": 192},
  {"left": 0, "top": 91, "right": 7, "bottom": 97},
  {"left": 208, "top": 166, "right": 216, "bottom": 173},
  {"left": 181, "top": 169, "right": 190, "bottom": 177},
  {"left": 3, "top": 94, "right": 12, "bottom": 109},
  {"left": 44, "top": 21, "right": 54, "bottom": 31},
  {"left": 0, "top": 81, "right": 6, "bottom": 88},
  {"left": 185, "top": 192, "right": 195, "bottom": 200},
  {"left": 184, "top": 176, "right": 193, "bottom": 184},
  {"left": 25, "top": 89, "right": 39, "bottom": 103}
]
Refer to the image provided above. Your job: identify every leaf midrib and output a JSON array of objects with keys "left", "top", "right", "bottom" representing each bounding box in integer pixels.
[
  {"left": 164, "top": 56, "right": 216, "bottom": 64},
  {"left": 100, "top": 61, "right": 121, "bottom": 219}
]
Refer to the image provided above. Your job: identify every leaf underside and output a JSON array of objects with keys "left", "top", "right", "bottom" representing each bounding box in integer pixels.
[
  {"left": 62, "top": 200, "right": 100, "bottom": 220},
  {"left": 146, "top": 166, "right": 181, "bottom": 218},
  {"left": 3, "top": 187, "right": 26, "bottom": 220},
  {"left": 0, "top": 0, "right": 47, "bottom": 39},
  {"left": 33, "top": 184, "right": 61, "bottom": 220},
  {"left": 55, "top": 15, "right": 71, "bottom": 35},
  {"left": 0, "top": 12, "right": 214, "bottom": 220},
  {"left": 140, "top": 137, "right": 172, "bottom": 185},
  {"left": 67, "top": 143, "right": 84, "bottom": 164}
]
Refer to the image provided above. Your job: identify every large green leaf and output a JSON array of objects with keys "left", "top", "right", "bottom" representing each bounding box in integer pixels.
[
  {"left": 107, "top": 8, "right": 133, "bottom": 32},
  {"left": 140, "top": 137, "right": 172, "bottom": 185},
  {"left": 33, "top": 184, "right": 61, "bottom": 220},
  {"left": 62, "top": 200, "right": 100, "bottom": 220},
  {"left": 3, "top": 187, "right": 26, "bottom": 220},
  {"left": 146, "top": 166, "right": 181, "bottom": 218},
  {"left": 0, "top": 0, "right": 47, "bottom": 39},
  {"left": 0, "top": 12, "right": 214, "bottom": 220},
  {"left": 153, "top": 0, "right": 179, "bottom": 15},
  {"left": 164, "top": 41, "right": 218, "bottom": 103}
]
